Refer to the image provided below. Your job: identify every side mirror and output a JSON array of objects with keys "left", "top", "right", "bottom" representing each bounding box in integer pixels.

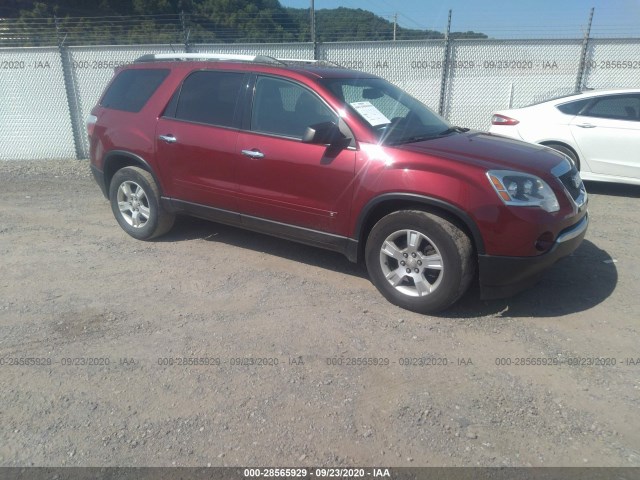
[{"left": 302, "top": 121, "right": 345, "bottom": 145}]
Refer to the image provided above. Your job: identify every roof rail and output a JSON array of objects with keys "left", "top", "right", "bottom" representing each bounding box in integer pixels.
[
  {"left": 133, "top": 54, "right": 344, "bottom": 69},
  {"left": 134, "top": 53, "right": 283, "bottom": 64},
  {"left": 277, "top": 58, "right": 343, "bottom": 68}
]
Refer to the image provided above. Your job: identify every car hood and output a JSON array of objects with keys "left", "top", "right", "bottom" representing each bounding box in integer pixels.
[{"left": 395, "top": 131, "right": 565, "bottom": 175}]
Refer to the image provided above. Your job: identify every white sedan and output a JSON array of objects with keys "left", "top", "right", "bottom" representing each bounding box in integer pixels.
[{"left": 489, "top": 89, "right": 640, "bottom": 185}]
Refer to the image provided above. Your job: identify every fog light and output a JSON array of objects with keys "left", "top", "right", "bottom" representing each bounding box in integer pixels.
[{"left": 535, "top": 232, "right": 555, "bottom": 252}]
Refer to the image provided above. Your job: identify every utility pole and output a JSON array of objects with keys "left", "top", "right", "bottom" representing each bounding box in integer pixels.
[
  {"left": 310, "top": 0, "right": 315, "bottom": 43},
  {"left": 181, "top": 10, "right": 191, "bottom": 53},
  {"left": 393, "top": 13, "right": 397, "bottom": 41},
  {"left": 310, "top": 0, "right": 317, "bottom": 59}
]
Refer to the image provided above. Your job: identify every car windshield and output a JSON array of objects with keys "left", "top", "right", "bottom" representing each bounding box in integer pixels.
[{"left": 320, "top": 77, "right": 453, "bottom": 145}]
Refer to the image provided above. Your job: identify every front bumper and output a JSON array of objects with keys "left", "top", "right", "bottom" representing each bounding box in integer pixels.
[{"left": 478, "top": 213, "right": 589, "bottom": 300}]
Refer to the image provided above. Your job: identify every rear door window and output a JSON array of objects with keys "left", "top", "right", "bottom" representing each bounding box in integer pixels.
[
  {"left": 101, "top": 68, "right": 169, "bottom": 112},
  {"left": 581, "top": 94, "right": 640, "bottom": 121},
  {"left": 170, "top": 71, "right": 246, "bottom": 128}
]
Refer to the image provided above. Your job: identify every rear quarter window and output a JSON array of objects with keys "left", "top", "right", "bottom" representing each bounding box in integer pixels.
[
  {"left": 100, "top": 68, "right": 169, "bottom": 112},
  {"left": 556, "top": 99, "right": 590, "bottom": 115}
]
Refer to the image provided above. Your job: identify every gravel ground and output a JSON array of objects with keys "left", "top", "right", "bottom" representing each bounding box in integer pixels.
[{"left": 0, "top": 159, "right": 639, "bottom": 467}]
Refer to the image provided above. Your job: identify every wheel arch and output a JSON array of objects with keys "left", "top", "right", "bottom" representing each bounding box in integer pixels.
[
  {"left": 354, "top": 193, "right": 485, "bottom": 261},
  {"left": 102, "top": 151, "right": 162, "bottom": 199},
  {"left": 539, "top": 141, "right": 581, "bottom": 170}
]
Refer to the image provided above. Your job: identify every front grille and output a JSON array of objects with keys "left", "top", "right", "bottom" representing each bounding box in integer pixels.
[{"left": 558, "top": 165, "right": 587, "bottom": 206}]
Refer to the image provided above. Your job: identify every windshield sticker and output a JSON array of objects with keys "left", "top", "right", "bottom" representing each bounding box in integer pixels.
[{"left": 350, "top": 101, "right": 391, "bottom": 126}]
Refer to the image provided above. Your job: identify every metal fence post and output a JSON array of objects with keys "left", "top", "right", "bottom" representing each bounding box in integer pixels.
[
  {"left": 55, "top": 16, "right": 84, "bottom": 159},
  {"left": 438, "top": 10, "right": 452, "bottom": 116},
  {"left": 574, "top": 7, "right": 594, "bottom": 93}
]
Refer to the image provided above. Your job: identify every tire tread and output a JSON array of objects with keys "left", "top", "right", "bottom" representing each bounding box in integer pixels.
[{"left": 365, "top": 209, "right": 475, "bottom": 313}]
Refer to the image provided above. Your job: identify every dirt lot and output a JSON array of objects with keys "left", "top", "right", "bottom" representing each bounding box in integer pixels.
[{"left": 1, "top": 159, "right": 639, "bottom": 468}]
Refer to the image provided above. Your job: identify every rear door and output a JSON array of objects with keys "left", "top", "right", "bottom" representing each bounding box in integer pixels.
[
  {"left": 235, "top": 75, "right": 356, "bottom": 235},
  {"left": 155, "top": 70, "right": 248, "bottom": 210},
  {"left": 569, "top": 93, "right": 640, "bottom": 178}
]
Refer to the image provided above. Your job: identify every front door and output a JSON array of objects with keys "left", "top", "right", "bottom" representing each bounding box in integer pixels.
[{"left": 235, "top": 76, "right": 356, "bottom": 235}]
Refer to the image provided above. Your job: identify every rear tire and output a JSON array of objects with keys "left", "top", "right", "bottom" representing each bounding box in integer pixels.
[
  {"left": 365, "top": 210, "right": 475, "bottom": 314},
  {"left": 109, "top": 166, "right": 175, "bottom": 240}
]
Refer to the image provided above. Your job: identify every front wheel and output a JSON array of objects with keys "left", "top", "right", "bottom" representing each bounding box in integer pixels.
[
  {"left": 365, "top": 210, "right": 475, "bottom": 313},
  {"left": 109, "top": 166, "right": 175, "bottom": 240}
]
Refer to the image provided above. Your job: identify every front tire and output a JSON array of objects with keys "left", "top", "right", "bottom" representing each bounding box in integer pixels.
[
  {"left": 365, "top": 210, "right": 475, "bottom": 314},
  {"left": 109, "top": 166, "right": 175, "bottom": 240}
]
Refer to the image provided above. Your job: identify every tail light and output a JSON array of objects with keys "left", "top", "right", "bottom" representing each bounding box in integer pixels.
[
  {"left": 491, "top": 114, "right": 519, "bottom": 126},
  {"left": 86, "top": 114, "right": 97, "bottom": 137}
]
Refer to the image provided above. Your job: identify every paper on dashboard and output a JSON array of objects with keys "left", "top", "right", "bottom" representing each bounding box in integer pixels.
[{"left": 350, "top": 101, "right": 391, "bottom": 127}]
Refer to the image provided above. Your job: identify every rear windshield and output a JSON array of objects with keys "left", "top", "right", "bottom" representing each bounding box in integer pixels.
[{"left": 100, "top": 68, "right": 169, "bottom": 112}]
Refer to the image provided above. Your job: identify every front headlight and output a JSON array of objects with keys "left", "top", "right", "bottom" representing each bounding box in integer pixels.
[{"left": 486, "top": 170, "right": 559, "bottom": 213}]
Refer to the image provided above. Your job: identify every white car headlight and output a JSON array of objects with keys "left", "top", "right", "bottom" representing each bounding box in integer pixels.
[{"left": 486, "top": 170, "right": 559, "bottom": 213}]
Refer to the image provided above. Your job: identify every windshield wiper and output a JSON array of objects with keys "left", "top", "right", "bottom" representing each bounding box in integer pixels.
[
  {"left": 438, "top": 126, "right": 470, "bottom": 135},
  {"left": 387, "top": 126, "right": 470, "bottom": 145},
  {"left": 387, "top": 134, "right": 439, "bottom": 145}
]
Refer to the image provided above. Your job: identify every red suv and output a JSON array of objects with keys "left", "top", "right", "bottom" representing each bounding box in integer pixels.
[{"left": 88, "top": 53, "right": 588, "bottom": 313}]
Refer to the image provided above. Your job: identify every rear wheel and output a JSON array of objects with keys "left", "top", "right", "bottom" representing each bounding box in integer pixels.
[
  {"left": 365, "top": 210, "right": 475, "bottom": 313},
  {"left": 109, "top": 166, "right": 175, "bottom": 240},
  {"left": 545, "top": 143, "right": 580, "bottom": 171}
]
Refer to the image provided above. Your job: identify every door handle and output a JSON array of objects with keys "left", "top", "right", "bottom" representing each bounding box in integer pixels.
[
  {"left": 241, "top": 149, "right": 265, "bottom": 159},
  {"left": 158, "top": 134, "right": 177, "bottom": 143},
  {"left": 576, "top": 123, "right": 596, "bottom": 128}
]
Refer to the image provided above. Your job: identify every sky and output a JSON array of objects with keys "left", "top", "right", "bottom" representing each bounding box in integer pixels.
[{"left": 278, "top": 0, "right": 640, "bottom": 38}]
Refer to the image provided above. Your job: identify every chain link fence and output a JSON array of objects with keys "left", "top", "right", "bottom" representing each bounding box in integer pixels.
[{"left": 1, "top": 36, "right": 639, "bottom": 160}]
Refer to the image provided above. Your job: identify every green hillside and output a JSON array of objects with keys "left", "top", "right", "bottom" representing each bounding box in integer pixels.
[{"left": 1, "top": 0, "right": 486, "bottom": 45}]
